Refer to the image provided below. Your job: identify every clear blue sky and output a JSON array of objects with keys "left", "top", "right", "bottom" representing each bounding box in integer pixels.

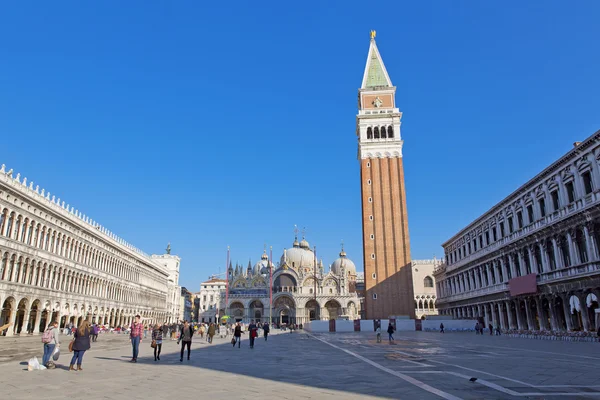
[{"left": 1, "top": 1, "right": 599, "bottom": 290}]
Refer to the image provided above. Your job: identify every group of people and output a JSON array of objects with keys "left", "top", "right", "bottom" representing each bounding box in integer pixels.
[
  {"left": 41, "top": 319, "right": 92, "bottom": 371},
  {"left": 231, "top": 320, "right": 270, "bottom": 349},
  {"left": 36, "top": 316, "right": 280, "bottom": 370},
  {"left": 474, "top": 322, "right": 501, "bottom": 335},
  {"left": 374, "top": 321, "right": 396, "bottom": 343}
]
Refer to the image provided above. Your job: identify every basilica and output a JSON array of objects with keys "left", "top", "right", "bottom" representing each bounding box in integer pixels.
[{"left": 224, "top": 235, "right": 361, "bottom": 325}]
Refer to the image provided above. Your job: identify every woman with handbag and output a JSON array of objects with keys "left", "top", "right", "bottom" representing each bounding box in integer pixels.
[
  {"left": 152, "top": 323, "right": 163, "bottom": 361},
  {"left": 69, "top": 320, "right": 91, "bottom": 371}
]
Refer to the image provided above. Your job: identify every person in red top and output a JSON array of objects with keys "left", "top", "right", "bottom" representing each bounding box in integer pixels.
[{"left": 130, "top": 315, "right": 144, "bottom": 363}]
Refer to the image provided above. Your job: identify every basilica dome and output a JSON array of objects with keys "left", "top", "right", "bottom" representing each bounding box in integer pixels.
[
  {"left": 254, "top": 250, "right": 273, "bottom": 275},
  {"left": 280, "top": 237, "right": 315, "bottom": 270},
  {"left": 331, "top": 248, "right": 357, "bottom": 276}
]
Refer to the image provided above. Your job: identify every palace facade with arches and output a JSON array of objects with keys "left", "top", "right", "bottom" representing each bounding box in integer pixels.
[
  {"left": 223, "top": 236, "right": 361, "bottom": 325},
  {"left": 0, "top": 164, "right": 174, "bottom": 336},
  {"left": 434, "top": 131, "right": 600, "bottom": 332}
]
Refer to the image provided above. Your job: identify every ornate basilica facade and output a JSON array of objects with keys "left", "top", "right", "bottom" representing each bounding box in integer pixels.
[
  {"left": 434, "top": 131, "right": 600, "bottom": 333},
  {"left": 224, "top": 236, "right": 361, "bottom": 325},
  {"left": 0, "top": 164, "right": 173, "bottom": 336}
]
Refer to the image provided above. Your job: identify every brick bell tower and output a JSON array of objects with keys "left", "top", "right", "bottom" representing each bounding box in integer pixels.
[{"left": 358, "top": 31, "right": 415, "bottom": 319}]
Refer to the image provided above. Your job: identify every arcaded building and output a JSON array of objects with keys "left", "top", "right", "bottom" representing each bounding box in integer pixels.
[
  {"left": 434, "top": 132, "right": 600, "bottom": 332},
  {"left": 0, "top": 164, "right": 172, "bottom": 336}
]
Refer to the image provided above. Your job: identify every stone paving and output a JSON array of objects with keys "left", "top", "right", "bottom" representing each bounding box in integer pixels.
[{"left": 0, "top": 329, "right": 599, "bottom": 399}]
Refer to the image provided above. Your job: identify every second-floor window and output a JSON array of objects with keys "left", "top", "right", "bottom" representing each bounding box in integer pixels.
[
  {"left": 551, "top": 190, "right": 560, "bottom": 211},
  {"left": 582, "top": 171, "right": 593, "bottom": 194},
  {"left": 565, "top": 181, "right": 575, "bottom": 203}
]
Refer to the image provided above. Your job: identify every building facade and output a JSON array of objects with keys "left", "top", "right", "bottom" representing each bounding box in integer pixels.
[
  {"left": 412, "top": 259, "right": 440, "bottom": 319},
  {"left": 0, "top": 164, "right": 171, "bottom": 336},
  {"left": 224, "top": 236, "right": 361, "bottom": 325},
  {"left": 358, "top": 32, "right": 414, "bottom": 319},
  {"left": 180, "top": 287, "right": 193, "bottom": 322},
  {"left": 196, "top": 277, "right": 226, "bottom": 323},
  {"left": 151, "top": 251, "right": 181, "bottom": 323},
  {"left": 434, "top": 133, "right": 600, "bottom": 333}
]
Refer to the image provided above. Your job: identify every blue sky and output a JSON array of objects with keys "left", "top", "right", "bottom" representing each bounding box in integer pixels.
[{"left": 1, "top": 1, "right": 599, "bottom": 290}]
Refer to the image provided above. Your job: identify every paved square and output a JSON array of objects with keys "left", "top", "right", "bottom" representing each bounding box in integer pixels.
[{"left": 0, "top": 330, "right": 599, "bottom": 399}]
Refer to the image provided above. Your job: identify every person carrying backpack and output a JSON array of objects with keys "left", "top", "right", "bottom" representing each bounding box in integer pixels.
[{"left": 42, "top": 321, "right": 60, "bottom": 367}]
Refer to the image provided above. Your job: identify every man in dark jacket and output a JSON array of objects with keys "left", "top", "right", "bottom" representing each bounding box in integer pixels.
[
  {"left": 263, "top": 321, "right": 270, "bottom": 341},
  {"left": 178, "top": 320, "right": 194, "bottom": 362}
]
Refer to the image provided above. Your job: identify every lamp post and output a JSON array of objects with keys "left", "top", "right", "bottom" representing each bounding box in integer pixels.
[{"left": 269, "top": 246, "right": 273, "bottom": 326}]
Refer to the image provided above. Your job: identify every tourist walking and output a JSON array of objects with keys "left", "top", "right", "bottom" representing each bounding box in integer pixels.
[
  {"left": 207, "top": 323, "right": 216, "bottom": 344},
  {"left": 248, "top": 320, "right": 257, "bottom": 349},
  {"left": 70, "top": 320, "right": 91, "bottom": 371},
  {"left": 376, "top": 324, "right": 382, "bottom": 343},
  {"left": 152, "top": 323, "right": 163, "bottom": 361},
  {"left": 439, "top": 323, "right": 445, "bottom": 333},
  {"left": 130, "top": 315, "right": 143, "bottom": 363},
  {"left": 178, "top": 320, "right": 194, "bottom": 362},
  {"left": 233, "top": 323, "right": 242, "bottom": 348},
  {"left": 263, "top": 321, "right": 270, "bottom": 341},
  {"left": 41, "top": 320, "right": 59, "bottom": 367},
  {"left": 475, "top": 322, "right": 480, "bottom": 334},
  {"left": 387, "top": 323, "right": 395, "bottom": 342},
  {"left": 488, "top": 323, "right": 493, "bottom": 335},
  {"left": 199, "top": 324, "right": 205, "bottom": 339},
  {"left": 91, "top": 323, "right": 99, "bottom": 342}
]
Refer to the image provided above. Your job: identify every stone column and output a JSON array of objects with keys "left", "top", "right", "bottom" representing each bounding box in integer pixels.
[
  {"left": 528, "top": 245, "right": 538, "bottom": 274},
  {"left": 468, "top": 271, "right": 475, "bottom": 291},
  {"left": 547, "top": 300, "right": 559, "bottom": 331},
  {"left": 584, "top": 223, "right": 597, "bottom": 261},
  {"left": 33, "top": 310, "right": 42, "bottom": 334},
  {"left": 515, "top": 302, "right": 525, "bottom": 330},
  {"left": 508, "top": 254, "right": 517, "bottom": 278},
  {"left": 491, "top": 303, "right": 498, "bottom": 328},
  {"left": 500, "top": 258, "right": 509, "bottom": 282},
  {"left": 567, "top": 230, "right": 579, "bottom": 265},
  {"left": 539, "top": 242, "right": 549, "bottom": 272},
  {"left": 560, "top": 294, "right": 574, "bottom": 331},
  {"left": 21, "top": 309, "right": 31, "bottom": 334},
  {"left": 524, "top": 298, "right": 535, "bottom": 330},
  {"left": 553, "top": 237, "right": 563, "bottom": 269},
  {"left": 535, "top": 297, "right": 548, "bottom": 330},
  {"left": 4, "top": 307, "right": 18, "bottom": 337},
  {"left": 486, "top": 264, "right": 493, "bottom": 286},
  {"left": 576, "top": 292, "right": 591, "bottom": 331},
  {"left": 498, "top": 302, "right": 507, "bottom": 330},
  {"left": 517, "top": 250, "right": 526, "bottom": 276},
  {"left": 493, "top": 261, "right": 501, "bottom": 283}
]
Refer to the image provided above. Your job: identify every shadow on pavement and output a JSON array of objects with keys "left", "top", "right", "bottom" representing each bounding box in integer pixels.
[{"left": 92, "top": 331, "right": 401, "bottom": 399}]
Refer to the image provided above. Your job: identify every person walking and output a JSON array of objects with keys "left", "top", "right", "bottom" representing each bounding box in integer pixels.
[
  {"left": 178, "top": 320, "right": 194, "bottom": 362},
  {"left": 129, "top": 315, "right": 143, "bottom": 363},
  {"left": 233, "top": 322, "right": 242, "bottom": 348},
  {"left": 41, "top": 320, "right": 60, "bottom": 367},
  {"left": 387, "top": 323, "right": 395, "bottom": 342},
  {"left": 207, "top": 323, "right": 216, "bottom": 344},
  {"left": 263, "top": 321, "right": 270, "bottom": 341},
  {"left": 91, "top": 323, "right": 99, "bottom": 342},
  {"left": 70, "top": 320, "right": 91, "bottom": 371},
  {"left": 152, "top": 323, "right": 163, "bottom": 361},
  {"left": 248, "top": 320, "right": 257, "bottom": 349},
  {"left": 440, "top": 323, "right": 445, "bottom": 333},
  {"left": 488, "top": 323, "right": 493, "bottom": 336},
  {"left": 376, "top": 324, "right": 382, "bottom": 343}
]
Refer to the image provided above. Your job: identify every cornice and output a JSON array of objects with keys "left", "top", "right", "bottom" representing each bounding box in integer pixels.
[{"left": 442, "top": 129, "right": 600, "bottom": 248}]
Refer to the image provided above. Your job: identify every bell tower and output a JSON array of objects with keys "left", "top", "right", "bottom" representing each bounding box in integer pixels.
[{"left": 357, "top": 31, "right": 414, "bottom": 319}]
